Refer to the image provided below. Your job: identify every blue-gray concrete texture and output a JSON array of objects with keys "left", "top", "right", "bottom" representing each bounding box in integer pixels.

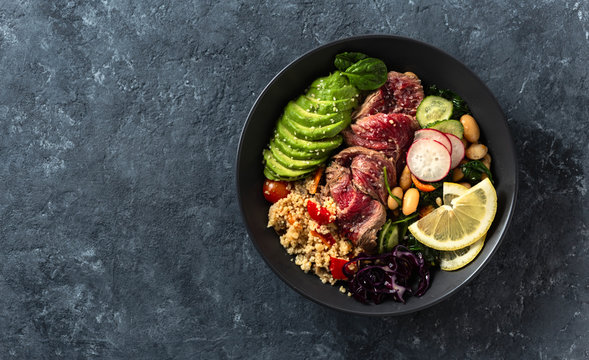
[{"left": 0, "top": 1, "right": 587, "bottom": 359}]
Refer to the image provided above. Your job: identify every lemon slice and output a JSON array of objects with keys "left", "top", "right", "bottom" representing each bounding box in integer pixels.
[
  {"left": 440, "top": 234, "right": 485, "bottom": 271},
  {"left": 408, "top": 178, "right": 497, "bottom": 251},
  {"left": 442, "top": 182, "right": 470, "bottom": 205},
  {"left": 439, "top": 182, "right": 487, "bottom": 270}
]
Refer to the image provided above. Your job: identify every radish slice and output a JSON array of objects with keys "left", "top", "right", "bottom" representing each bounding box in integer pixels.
[
  {"left": 446, "top": 133, "right": 465, "bottom": 169},
  {"left": 406, "top": 139, "right": 451, "bottom": 182},
  {"left": 413, "top": 128, "right": 452, "bottom": 155}
]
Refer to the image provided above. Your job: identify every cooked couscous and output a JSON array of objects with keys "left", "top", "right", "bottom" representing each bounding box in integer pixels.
[{"left": 267, "top": 177, "right": 360, "bottom": 284}]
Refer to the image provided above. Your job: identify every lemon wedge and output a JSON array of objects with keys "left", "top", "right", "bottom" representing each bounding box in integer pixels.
[
  {"left": 439, "top": 182, "right": 486, "bottom": 270},
  {"left": 442, "top": 182, "right": 470, "bottom": 205},
  {"left": 408, "top": 178, "right": 497, "bottom": 251},
  {"left": 440, "top": 234, "right": 485, "bottom": 270}
]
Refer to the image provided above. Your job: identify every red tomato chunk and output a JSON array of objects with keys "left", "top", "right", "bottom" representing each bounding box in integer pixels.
[
  {"left": 262, "top": 179, "right": 290, "bottom": 203},
  {"left": 306, "top": 200, "right": 333, "bottom": 225},
  {"left": 329, "top": 257, "right": 349, "bottom": 280}
]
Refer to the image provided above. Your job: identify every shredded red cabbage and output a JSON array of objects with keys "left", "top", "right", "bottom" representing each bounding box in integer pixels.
[{"left": 343, "top": 245, "right": 431, "bottom": 304}]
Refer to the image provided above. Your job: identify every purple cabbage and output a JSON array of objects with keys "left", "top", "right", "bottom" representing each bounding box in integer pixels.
[{"left": 343, "top": 245, "right": 431, "bottom": 304}]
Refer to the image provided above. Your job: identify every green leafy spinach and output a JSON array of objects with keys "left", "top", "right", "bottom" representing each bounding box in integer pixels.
[
  {"left": 334, "top": 52, "right": 368, "bottom": 71},
  {"left": 405, "top": 233, "right": 440, "bottom": 266},
  {"left": 460, "top": 160, "right": 494, "bottom": 184},
  {"left": 342, "top": 58, "right": 388, "bottom": 90}
]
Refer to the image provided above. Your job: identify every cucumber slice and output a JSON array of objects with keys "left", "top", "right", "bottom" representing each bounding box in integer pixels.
[
  {"left": 383, "top": 224, "right": 400, "bottom": 252},
  {"left": 426, "top": 119, "right": 464, "bottom": 139},
  {"left": 377, "top": 220, "right": 393, "bottom": 254},
  {"left": 377, "top": 220, "right": 400, "bottom": 254},
  {"left": 416, "top": 95, "right": 453, "bottom": 128}
]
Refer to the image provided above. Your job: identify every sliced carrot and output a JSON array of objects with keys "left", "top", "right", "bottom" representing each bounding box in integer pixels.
[
  {"left": 309, "top": 166, "right": 325, "bottom": 195},
  {"left": 411, "top": 174, "right": 436, "bottom": 192}
]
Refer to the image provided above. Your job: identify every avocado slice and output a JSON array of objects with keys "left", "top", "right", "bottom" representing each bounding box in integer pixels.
[
  {"left": 263, "top": 149, "right": 315, "bottom": 180},
  {"left": 284, "top": 101, "right": 348, "bottom": 127},
  {"left": 308, "top": 71, "right": 349, "bottom": 90},
  {"left": 279, "top": 114, "right": 351, "bottom": 141},
  {"left": 307, "top": 85, "right": 359, "bottom": 102},
  {"left": 263, "top": 166, "right": 303, "bottom": 181},
  {"left": 275, "top": 121, "right": 342, "bottom": 153},
  {"left": 295, "top": 95, "right": 357, "bottom": 115},
  {"left": 272, "top": 136, "right": 324, "bottom": 160},
  {"left": 269, "top": 141, "right": 328, "bottom": 170}
]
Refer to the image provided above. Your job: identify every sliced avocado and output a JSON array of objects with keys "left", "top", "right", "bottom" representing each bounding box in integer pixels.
[
  {"left": 273, "top": 136, "right": 325, "bottom": 160},
  {"left": 263, "top": 166, "right": 281, "bottom": 181},
  {"left": 308, "top": 71, "right": 349, "bottom": 89},
  {"left": 280, "top": 114, "right": 351, "bottom": 141},
  {"left": 284, "top": 101, "right": 348, "bottom": 128},
  {"left": 263, "top": 166, "right": 303, "bottom": 181},
  {"left": 275, "top": 121, "right": 342, "bottom": 153},
  {"left": 295, "top": 95, "right": 357, "bottom": 115},
  {"left": 307, "top": 84, "right": 359, "bottom": 102},
  {"left": 269, "top": 141, "right": 328, "bottom": 170},
  {"left": 263, "top": 149, "right": 315, "bottom": 180}
]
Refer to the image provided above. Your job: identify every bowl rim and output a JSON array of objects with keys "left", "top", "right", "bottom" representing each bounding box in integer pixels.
[{"left": 235, "top": 34, "right": 519, "bottom": 316}]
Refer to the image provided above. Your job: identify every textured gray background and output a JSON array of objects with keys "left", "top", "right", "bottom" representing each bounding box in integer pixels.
[{"left": 0, "top": 1, "right": 587, "bottom": 359}]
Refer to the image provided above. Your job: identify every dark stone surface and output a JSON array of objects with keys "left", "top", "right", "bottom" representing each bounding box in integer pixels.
[{"left": 0, "top": 1, "right": 587, "bottom": 359}]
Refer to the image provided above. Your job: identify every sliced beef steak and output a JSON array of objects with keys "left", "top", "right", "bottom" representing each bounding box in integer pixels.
[
  {"left": 337, "top": 199, "right": 386, "bottom": 251},
  {"left": 332, "top": 146, "right": 396, "bottom": 204},
  {"left": 342, "top": 112, "right": 416, "bottom": 163},
  {"left": 353, "top": 71, "right": 424, "bottom": 120},
  {"left": 325, "top": 147, "right": 397, "bottom": 251},
  {"left": 326, "top": 162, "right": 386, "bottom": 251}
]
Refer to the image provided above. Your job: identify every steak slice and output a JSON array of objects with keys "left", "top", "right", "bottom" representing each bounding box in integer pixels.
[
  {"left": 332, "top": 146, "right": 396, "bottom": 204},
  {"left": 353, "top": 71, "right": 424, "bottom": 120},
  {"left": 342, "top": 112, "right": 415, "bottom": 163},
  {"left": 337, "top": 199, "right": 386, "bottom": 251},
  {"left": 326, "top": 147, "right": 394, "bottom": 252}
]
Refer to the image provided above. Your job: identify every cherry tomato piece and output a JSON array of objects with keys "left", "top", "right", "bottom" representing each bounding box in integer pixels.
[
  {"left": 262, "top": 179, "right": 290, "bottom": 203},
  {"left": 329, "top": 257, "right": 349, "bottom": 280}
]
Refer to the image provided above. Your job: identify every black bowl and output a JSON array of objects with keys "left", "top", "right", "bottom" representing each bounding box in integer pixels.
[{"left": 236, "top": 35, "right": 518, "bottom": 316}]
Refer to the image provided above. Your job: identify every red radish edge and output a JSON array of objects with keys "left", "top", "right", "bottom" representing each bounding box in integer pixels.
[
  {"left": 414, "top": 128, "right": 452, "bottom": 155},
  {"left": 445, "top": 133, "right": 465, "bottom": 169},
  {"left": 406, "top": 139, "right": 452, "bottom": 182}
]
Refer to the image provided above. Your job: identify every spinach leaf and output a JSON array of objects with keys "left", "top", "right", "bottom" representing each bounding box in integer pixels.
[
  {"left": 342, "top": 58, "right": 388, "bottom": 90},
  {"left": 460, "top": 160, "right": 494, "bottom": 184},
  {"left": 427, "top": 85, "right": 470, "bottom": 118},
  {"left": 405, "top": 233, "right": 440, "bottom": 266},
  {"left": 419, "top": 186, "right": 443, "bottom": 208},
  {"left": 334, "top": 52, "right": 368, "bottom": 71}
]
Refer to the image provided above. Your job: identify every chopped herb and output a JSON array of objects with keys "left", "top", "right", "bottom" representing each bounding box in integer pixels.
[{"left": 383, "top": 166, "right": 402, "bottom": 206}]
